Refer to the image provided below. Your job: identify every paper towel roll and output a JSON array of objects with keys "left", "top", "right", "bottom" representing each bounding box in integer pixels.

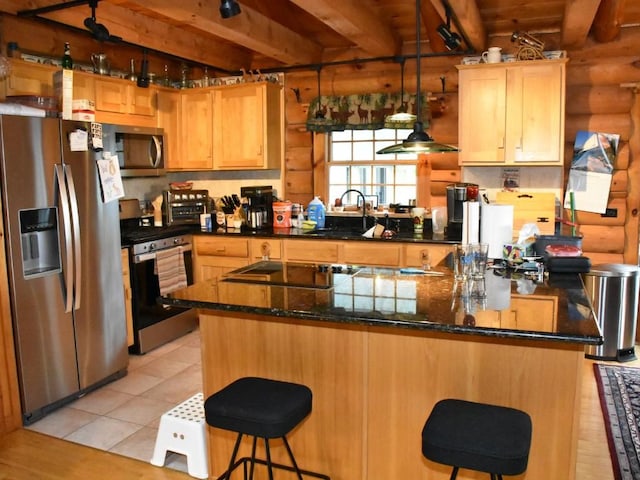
[
  {"left": 480, "top": 204, "right": 514, "bottom": 259},
  {"left": 462, "top": 201, "right": 480, "bottom": 244}
]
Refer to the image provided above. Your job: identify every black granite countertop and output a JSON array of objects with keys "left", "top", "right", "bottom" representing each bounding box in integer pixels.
[{"left": 160, "top": 260, "right": 602, "bottom": 346}]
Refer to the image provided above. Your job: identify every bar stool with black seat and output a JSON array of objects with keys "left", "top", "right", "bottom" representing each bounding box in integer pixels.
[
  {"left": 421, "top": 399, "right": 532, "bottom": 480},
  {"left": 204, "top": 376, "right": 330, "bottom": 480}
]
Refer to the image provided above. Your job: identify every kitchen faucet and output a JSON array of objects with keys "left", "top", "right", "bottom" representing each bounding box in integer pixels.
[{"left": 340, "top": 189, "right": 368, "bottom": 232}]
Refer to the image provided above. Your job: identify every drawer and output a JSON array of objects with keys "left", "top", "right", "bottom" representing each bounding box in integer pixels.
[
  {"left": 403, "top": 244, "right": 452, "bottom": 268},
  {"left": 284, "top": 239, "right": 340, "bottom": 263},
  {"left": 195, "top": 236, "right": 249, "bottom": 257},
  {"left": 250, "top": 238, "right": 282, "bottom": 260},
  {"left": 343, "top": 242, "right": 401, "bottom": 266}
]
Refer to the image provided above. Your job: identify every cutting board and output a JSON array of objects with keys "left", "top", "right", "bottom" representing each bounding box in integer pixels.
[{"left": 495, "top": 192, "right": 556, "bottom": 237}]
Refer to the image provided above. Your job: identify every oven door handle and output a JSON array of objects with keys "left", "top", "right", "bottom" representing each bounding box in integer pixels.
[{"left": 133, "top": 243, "right": 192, "bottom": 264}]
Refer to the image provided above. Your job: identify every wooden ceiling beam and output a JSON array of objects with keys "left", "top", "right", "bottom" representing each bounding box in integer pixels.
[
  {"left": 1, "top": 0, "right": 252, "bottom": 71},
  {"left": 592, "top": 0, "right": 627, "bottom": 42},
  {"left": 289, "top": 0, "right": 400, "bottom": 57},
  {"left": 561, "top": 0, "right": 602, "bottom": 47},
  {"left": 108, "top": 0, "right": 323, "bottom": 67}
]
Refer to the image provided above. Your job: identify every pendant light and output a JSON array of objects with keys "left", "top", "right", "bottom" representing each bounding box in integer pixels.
[
  {"left": 384, "top": 56, "right": 417, "bottom": 128},
  {"left": 377, "top": 0, "right": 457, "bottom": 154}
]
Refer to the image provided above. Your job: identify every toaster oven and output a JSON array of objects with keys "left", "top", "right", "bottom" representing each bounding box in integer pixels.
[{"left": 162, "top": 189, "right": 209, "bottom": 226}]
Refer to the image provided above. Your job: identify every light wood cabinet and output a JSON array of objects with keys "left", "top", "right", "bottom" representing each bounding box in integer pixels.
[
  {"left": 212, "top": 82, "right": 282, "bottom": 170},
  {"left": 283, "top": 239, "right": 341, "bottom": 263},
  {"left": 156, "top": 88, "right": 180, "bottom": 169},
  {"left": 94, "top": 77, "right": 156, "bottom": 124},
  {"left": 121, "top": 248, "right": 134, "bottom": 347},
  {"left": 179, "top": 89, "right": 214, "bottom": 170},
  {"left": 193, "top": 236, "right": 250, "bottom": 284},
  {"left": 1, "top": 59, "right": 55, "bottom": 97},
  {"left": 457, "top": 59, "right": 566, "bottom": 166},
  {"left": 250, "top": 238, "right": 282, "bottom": 261},
  {"left": 501, "top": 295, "right": 557, "bottom": 331}
]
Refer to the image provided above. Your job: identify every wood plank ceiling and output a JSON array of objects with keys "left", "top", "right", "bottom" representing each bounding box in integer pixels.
[{"left": 1, "top": 0, "right": 638, "bottom": 74}]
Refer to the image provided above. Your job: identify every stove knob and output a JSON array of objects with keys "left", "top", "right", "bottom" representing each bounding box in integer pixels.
[
  {"left": 149, "top": 243, "right": 156, "bottom": 251},
  {"left": 173, "top": 238, "right": 180, "bottom": 245}
]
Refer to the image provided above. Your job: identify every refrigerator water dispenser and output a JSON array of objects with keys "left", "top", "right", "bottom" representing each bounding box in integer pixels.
[{"left": 19, "top": 207, "right": 61, "bottom": 278}]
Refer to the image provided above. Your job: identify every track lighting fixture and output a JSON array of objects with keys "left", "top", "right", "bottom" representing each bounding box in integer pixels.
[
  {"left": 377, "top": 0, "right": 457, "bottom": 155},
  {"left": 437, "top": 3, "right": 462, "bottom": 51},
  {"left": 84, "top": 0, "right": 120, "bottom": 43},
  {"left": 220, "top": 0, "right": 241, "bottom": 19}
]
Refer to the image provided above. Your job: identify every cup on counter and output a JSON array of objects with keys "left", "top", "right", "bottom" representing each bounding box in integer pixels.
[
  {"left": 470, "top": 243, "right": 489, "bottom": 278},
  {"left": 200, "top": 213, "right": 211, "bottom": 231},
  {"left": 411, "top": 207, "right": 425, "bottom": 233},
  {"left": 453, "top": 244, "right": 473, "bottom": 281},
  {"left": 431, "top": 206, "right": 447, "bottom": 235},
  {"left": 482, "top": 46, "right": 502, "bottom": 63}
]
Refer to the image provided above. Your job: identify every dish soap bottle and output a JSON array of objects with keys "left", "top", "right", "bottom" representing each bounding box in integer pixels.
[{"left": 307, "top": 196, "right": 325, "bottom": 229}]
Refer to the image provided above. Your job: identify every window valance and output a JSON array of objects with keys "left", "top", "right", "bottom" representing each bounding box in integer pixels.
[{"left": 306, "top": 92, "right": 431, "bottom": 132}]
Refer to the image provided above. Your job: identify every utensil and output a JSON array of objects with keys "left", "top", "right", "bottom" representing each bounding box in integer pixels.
[{"left": 90, "top": 53, "right": 110, "bottom": 75}]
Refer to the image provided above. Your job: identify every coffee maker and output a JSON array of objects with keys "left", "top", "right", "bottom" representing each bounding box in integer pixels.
[
  {"left": 446, "top": 183, "right": 478, "bottom": 240},
  {"left": 241, "top": 185, "right": 273, "bottom": 230}
]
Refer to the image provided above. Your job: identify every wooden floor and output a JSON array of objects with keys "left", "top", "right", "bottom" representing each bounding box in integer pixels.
[{"left": 0, "top": 357, "right": 631, "bottom": 480}]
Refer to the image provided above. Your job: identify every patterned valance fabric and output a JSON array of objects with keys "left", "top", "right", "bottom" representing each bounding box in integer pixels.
[{"left": 306, "top": 92, "right": 431, "bottom": 132}]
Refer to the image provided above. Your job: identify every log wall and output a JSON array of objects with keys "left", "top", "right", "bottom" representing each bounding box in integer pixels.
[{"left": 284, "top": 34, "right": 640, "bottom": 267}]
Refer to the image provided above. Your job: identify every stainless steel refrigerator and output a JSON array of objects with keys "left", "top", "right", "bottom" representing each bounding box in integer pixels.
[{"left": 0, "top": 115, "right": 128, "bottom": 424}]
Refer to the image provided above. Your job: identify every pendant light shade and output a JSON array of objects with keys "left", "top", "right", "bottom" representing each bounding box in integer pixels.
[
  {"left": 377, "top": 0, "right": 457, "bottom": 154},
  {"left": 384, "top": 57, "right": 417, "bottom": 128}
]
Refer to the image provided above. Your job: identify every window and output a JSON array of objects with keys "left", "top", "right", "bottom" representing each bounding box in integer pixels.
[{"left": 328, "top": 128, "right": 417, "bottom": 207}]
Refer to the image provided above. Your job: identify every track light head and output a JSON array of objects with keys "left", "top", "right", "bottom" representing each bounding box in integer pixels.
[
  {"left": 437, "top": 24, "right": 462, "bottom": 50},
  {"left": 84, "top": 16, "right": 111, "bottom": 42},
  {"left": 220, "top": 0, "right": 241, "bottom": 18}
]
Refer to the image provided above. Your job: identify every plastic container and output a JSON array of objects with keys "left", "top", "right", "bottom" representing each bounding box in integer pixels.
[
  {"left": 272, "top": 201, "right": 292, "bottom": 228},
  {"left": 533, "top": 235, "right": 582, "bottom": 256},
  {"left": 307, "top": 196, "right": 326, "bottom": 229}
]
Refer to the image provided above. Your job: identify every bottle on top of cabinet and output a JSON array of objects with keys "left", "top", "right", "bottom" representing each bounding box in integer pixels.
[{"left": 62, "top": 42, "right": 73, "bottom": 69}]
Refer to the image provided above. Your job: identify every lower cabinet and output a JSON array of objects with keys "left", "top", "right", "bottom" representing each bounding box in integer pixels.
[
  {"left": 193, "top": 236, "right": 250, "bottom": 284},
  {"left": 502, "top": 295, "right": 557, "bottom": 331},
  {"left": 121, "top": 248, "right": 134, "bottom": 347}
]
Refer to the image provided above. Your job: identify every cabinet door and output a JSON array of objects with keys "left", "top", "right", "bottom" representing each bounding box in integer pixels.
[
  {"left": 95, "top": 78, "right": 128, "bottom": 113},
  {"left": 458, "top": 68, "right": 507, "bottom": 164},
  {"left": 213, "top": 83, "right": 265, "bottom": 169},
  {"left": 250, "top": 238, "right": 282, "bottom": 260},
  {"left": 3, "top": 59, "right": 55, "bottom": 97},
  {"left": 129, "top": 86, "right": 155, "bottom": 116},
  {"left": 501, "top": 295, "right": 557, "bottom": 331},
  {"left": 284, "top": 239, "right": 340, "bottom": 263},
  {"left": 403, "top": 244, "right": 452, "bottom": 268},
  {"left": 180, "top": 90, "right": 213, "bottom": 170},
  {"left": 72, "top": 72, "right": 95, "bottom": 101},
  {"left": 121, "top": 249, "right": 134, "bottom": 347},
  {"left": 508, "top": 63, "right": 564, "bottom": 164},
  {"left": 157, "top": 89, "right": 180, "bottom": 169}
]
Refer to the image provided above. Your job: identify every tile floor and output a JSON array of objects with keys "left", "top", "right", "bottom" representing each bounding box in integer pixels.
[{"left": 26, "top": 328, "right": 203, "bottom": 475}]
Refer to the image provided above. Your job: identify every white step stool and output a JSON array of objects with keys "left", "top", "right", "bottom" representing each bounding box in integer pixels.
[{"left": 151, "top": 392, "right": 208, "bottom": 479}]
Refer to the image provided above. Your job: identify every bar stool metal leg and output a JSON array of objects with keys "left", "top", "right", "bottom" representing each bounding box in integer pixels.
[{"left": 450, "top": 466, "right": 459, "bottom": 480}]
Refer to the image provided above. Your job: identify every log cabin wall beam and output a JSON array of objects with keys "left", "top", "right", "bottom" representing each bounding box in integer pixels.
[
  {"left": 289, "top": 0, "right": 401, "bottom": 57},
  {"left": 561, "top": 0, "right": 602, "bottom": 47},
  {"left": 592, "top": 0, "right": 627, "bottom": 43}
]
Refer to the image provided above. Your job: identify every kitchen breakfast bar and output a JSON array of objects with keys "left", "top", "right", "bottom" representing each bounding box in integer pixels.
[{"left": 161, "top": 260, "right": 602, "bottom": 480}]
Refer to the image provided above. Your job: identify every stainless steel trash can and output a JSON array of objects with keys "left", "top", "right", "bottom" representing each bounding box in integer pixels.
[{"left": 584, "top": 264, "right": 640, "bottom": 362}]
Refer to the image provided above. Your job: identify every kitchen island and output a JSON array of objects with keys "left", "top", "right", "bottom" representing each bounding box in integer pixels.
[{"left": 161, "top": 261, "right": 601, "bottom": 480}]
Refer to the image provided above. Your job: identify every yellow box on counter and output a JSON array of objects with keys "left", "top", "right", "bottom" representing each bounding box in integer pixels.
[{"left": 496, "top": 191, "right": 556, "bottom": 236}]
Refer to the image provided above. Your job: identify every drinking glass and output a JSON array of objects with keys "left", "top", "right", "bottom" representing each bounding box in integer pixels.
[
  {"left": 471, "top": 243, "right": 489, "bottom": 278},
  {"left": 453, "top": 244, "right": 472, "bottom": 281}
]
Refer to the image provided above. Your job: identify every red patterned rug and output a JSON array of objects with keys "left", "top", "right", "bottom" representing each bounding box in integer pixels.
[{"left": 594, "top": 363, "right": 640, "bottom": 480}]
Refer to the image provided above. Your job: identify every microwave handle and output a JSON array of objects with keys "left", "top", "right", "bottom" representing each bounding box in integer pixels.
[{"left": 149, "top": 136, "right": 162, "bottom": 168}]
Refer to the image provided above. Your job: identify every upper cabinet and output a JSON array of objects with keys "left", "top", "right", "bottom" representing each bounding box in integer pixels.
[
  {"left": 212, "top": 82, "right": 282, "bottom": 170},
  {"left": 457, "top": 59, "right": 567, "bottom": 166},
  {"left": 178, "top": 89, "right": 214, "bottom": 170},
  {"left": 156, "top": 88, "right": 180, "bottom": 169},
  {"left": 94, "top": 77, "right": 156, "bottom": 127}
]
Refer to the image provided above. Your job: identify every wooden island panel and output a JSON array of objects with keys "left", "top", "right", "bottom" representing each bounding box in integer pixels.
[{"left": 200, "top": 312, "right": 584, "bottom": 480}]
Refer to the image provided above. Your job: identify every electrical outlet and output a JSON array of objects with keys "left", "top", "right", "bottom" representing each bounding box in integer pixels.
[{"left": 601, "top": 208, "right": 618, "bottom": 218}]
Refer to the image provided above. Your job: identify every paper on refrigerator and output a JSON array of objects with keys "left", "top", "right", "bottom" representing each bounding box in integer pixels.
[{"left": 97, "top": 154, "right": 125, "bottom": 203}]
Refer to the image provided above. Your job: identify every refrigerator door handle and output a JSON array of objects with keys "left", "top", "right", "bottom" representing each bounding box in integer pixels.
[
  {"left": 64, "top": 164, "right": 82, "bottom": 310},
  {"left": 54, "top": 164, "right": 74, "bottom": 313}
]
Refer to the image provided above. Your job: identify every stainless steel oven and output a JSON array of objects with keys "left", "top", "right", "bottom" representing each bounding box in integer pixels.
[{"left": 121, "top": 219, "right": 198, "bottom": 354}]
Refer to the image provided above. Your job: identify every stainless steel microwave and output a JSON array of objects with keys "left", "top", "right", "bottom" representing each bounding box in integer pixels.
[{"left": 103, "top": 124, "right": 165, "bottom": 177}]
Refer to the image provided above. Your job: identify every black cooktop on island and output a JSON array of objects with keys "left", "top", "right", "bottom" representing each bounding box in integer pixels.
[{"left": 222, "top": 261, "right": 365, "bottom": 289}]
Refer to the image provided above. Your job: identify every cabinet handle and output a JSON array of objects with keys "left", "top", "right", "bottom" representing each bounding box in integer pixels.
[
  {"left": 498, "top": 136, "right": 505, "bottom": 149},
  {"left": 261, "top": 242, "right": 271, "bottom": 260},
  {"left": 257, "top": 144, "right": 263, "bottom": 156}
]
